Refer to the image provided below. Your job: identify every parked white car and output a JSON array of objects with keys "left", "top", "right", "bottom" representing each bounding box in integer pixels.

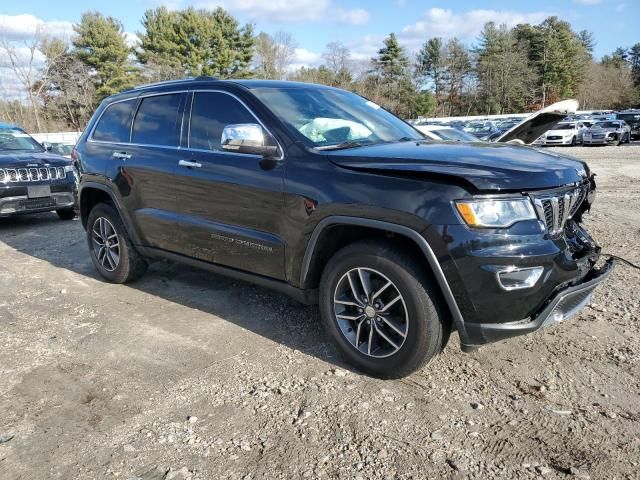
[{"left": 538, "top": 121, "right": 588, "bottom": 146}]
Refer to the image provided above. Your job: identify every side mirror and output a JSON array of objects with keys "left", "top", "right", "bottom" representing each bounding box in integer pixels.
[
  {"left": 221, "top": 124, "right": 280, "bottom": 159},
  {"left": 42, "top": 141, "right": 52, "bottom": 152}
]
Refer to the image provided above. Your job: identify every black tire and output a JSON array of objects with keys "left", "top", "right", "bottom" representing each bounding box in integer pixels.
[
  {"left": 86, "top": 202, "right": 147, "bottom": 283},
  {"left": 570, "top": 136, "right": 576, "bottom": 146},
  {"left": 319, "top": 241, "right": 448, "bottom": 379},
  {"left": 615, "top": 134, "right": 622, "bottom": 146},
  {"left": 56, "top": 208, "right": 76, "bottom": 220}
]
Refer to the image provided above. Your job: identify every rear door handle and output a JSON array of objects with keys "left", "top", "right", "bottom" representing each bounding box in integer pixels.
[
  {"left": 178, "top": 160, "right": 202, "bottom": 168},
  {"left": 112, "top": 151, "right": 131, "bottom": 160}
]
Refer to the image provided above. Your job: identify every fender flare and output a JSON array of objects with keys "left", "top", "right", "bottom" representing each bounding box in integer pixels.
[
  {"left": 79, "top": 182, "right": 142, "bottom": 246},
  {"left": 299, "top": 216, "right": 468, "bottom": 341}
]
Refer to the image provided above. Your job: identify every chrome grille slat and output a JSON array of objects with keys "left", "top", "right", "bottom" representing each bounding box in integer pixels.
[
  {"left": 533, "top": 186, "right": 587, "bottom": 235},
  {"left": 0, "top": 167, "right": 66, "bottom": 183}
]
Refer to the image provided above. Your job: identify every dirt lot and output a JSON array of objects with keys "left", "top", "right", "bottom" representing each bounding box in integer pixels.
[{"left": 1, "top": 144, "right": 639, "bottom": 480}]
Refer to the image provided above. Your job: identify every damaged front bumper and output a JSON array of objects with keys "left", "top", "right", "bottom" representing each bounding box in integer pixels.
[{"left": 460, "top": 258, "right": 614, "bottom": 351}]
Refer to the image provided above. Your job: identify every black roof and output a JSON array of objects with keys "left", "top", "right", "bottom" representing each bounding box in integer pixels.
[{"left": 123, "top": 77, "right": 335, "bottom": 94}]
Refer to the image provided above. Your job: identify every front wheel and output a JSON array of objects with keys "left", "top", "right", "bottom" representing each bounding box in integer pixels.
[
  {"left": 86, "top": 203, "right": 147, "bottom": 283},
  {"left": 570, "top": 136, "right": 576, "bottom": 146},
  {"left": 319, "top": 241, "right": 448, "bottom": 378}
]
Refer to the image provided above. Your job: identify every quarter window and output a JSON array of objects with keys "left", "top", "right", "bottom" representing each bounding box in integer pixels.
[
  {"left": 132, "top": 94, "right": 185, "bottom": 147},
  {"left": 189, "top": 92, "right": 256, "bottom": 151},
  {"left": 92, "top": 99, "right": 137, "bottom": 143}
]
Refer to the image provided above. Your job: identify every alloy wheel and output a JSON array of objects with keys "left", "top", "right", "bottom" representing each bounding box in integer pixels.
[
  {"left": 333, "top": 267, "right": 409, "bottom": 358},
  {"left": 91, "top": 217, "right": 120, "bottom": 272}
]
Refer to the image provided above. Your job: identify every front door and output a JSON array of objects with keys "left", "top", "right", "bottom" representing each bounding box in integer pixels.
[{"left": 173, "top": 91, "right": 286, "bottom": 280}]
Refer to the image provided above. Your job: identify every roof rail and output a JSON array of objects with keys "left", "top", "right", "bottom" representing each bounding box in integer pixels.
[{"left": 125, "top": 76, "right": 220, "bottom": 92}]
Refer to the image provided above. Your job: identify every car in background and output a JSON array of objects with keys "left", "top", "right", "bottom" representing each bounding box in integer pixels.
[
  {"left": 538, "top": 121, "right": 588, "bottom": 146},
  {"left": 463, "top": 121, "right": 497, "bottom": 139},
  {"left": 415, "top": 124, "right": 480, "bottom": 142},
  {"left": 583, "top": 120, "right": 631, "bottom": 145},
  {"left": 47, "top": 142, "right": 74, "bottom": 158},
  {"left": 616, "top": 110, "right": 640, "bottom": 140},
  {"left": 0, "top": 123, "right": 77, "bottom": 219}
]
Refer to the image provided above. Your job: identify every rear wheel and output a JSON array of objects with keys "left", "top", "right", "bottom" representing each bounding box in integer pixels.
[
  {"left": 56, "top": 208, "right": 76, "bottom": 220},
  {"left": 86, "top": 203, "right": 147, "bottom": 283},
  {"left": 319, "top": 241, "right": 448, "bottom": 378}
]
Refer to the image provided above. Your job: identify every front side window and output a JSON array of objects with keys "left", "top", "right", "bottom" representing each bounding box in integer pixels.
[
  {"left": 132, "top": 94, "right": 185, "bottom": 147},
  {"left": 251, "top": 87, "right": 422, "bottom": 149},
  {"left": 189, "top": 92, "right": 256, "bottom": 151},
  {"left": 0, "top": 127, "right": 44, "bottom": 152},
  {"left": 93, "top": 99, "right": 137, "bottom": 143}
]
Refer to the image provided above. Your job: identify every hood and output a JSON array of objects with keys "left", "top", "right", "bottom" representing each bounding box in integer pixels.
[
  {"left": 0, "top": 151, "right": 72, "bottom": 168},
  {"left": 327, "top": 141, "right": 589, "bottom": 192},
  {"left": 496, "top": 99, "right": 579, "bottom": 145}
]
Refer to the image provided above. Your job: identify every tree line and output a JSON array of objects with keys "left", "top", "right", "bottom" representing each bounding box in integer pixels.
[{"left": 0, "top": 8, "right": 638, "bottom": 132}]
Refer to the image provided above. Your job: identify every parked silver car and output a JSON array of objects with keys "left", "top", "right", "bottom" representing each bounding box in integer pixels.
[
  {"left": 583, "top": 120, "right": 631, "bottom": 145},
  {"left": 538, "top": 121, "right": 588, "bottom": 146}
]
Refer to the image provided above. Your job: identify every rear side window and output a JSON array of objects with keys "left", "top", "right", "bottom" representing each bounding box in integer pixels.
[
  {"left": 132, "top": 93, "right": 185, "bottom": 147},
  {"left": 189, "top": 92, "right": 256, "bottom": 151},
  {"left": 92, "top": 99, "right": 137, "bottom": 143}
]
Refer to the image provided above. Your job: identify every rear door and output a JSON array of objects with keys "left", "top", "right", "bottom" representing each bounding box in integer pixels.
[
  {"left": 110, "top": 91, "right": 188, "bottom": 252},
  {"left": 172, "top": 90, "right": 286, "bottom": 279}
]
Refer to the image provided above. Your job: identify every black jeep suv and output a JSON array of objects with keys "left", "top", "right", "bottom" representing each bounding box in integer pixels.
[
  {"left": 74, "top": 78, "right": 612, "bottom": 378},
  {"left": 0, "top": 123, "right": 77, "bottom": 219}
]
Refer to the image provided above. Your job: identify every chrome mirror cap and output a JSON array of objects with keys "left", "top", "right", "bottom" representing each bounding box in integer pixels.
[
  {"left": 221, "top": 123, "right": 265, "bottom": 150},
  {"left": 221, "top": 123, "right": 280, "bottom": 158}
]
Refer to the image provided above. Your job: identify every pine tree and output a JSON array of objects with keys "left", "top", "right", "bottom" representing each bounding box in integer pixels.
[
  {"left": 137, "top": 7, "right": 254, "bottom": 79},
  {"left": 73, "top": 11, "right": 140, "bottom": 99}
]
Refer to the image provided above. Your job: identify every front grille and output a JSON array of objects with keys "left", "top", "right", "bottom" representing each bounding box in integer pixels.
[
  {"left": 532, "top": 186, "right": 587, "bottom": 235},
  {"left": 592, "top": 134, "right": 605, "bottom": 139},
  {"left": 547, "top": 135, "right": 562, "bottom": 140},
  {"left": 0, "top": 167, "right": 66, "bottom": 183}
]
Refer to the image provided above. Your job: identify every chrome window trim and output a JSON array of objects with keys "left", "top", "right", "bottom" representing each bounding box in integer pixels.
[
  {"left": 86, "top": 88, "right": 285, "bottom": 161},
  {"left": 88, "top": 96, "right": 140, "bottom": 144}
]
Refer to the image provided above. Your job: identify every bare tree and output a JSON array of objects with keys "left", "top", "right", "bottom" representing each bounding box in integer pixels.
[
  {"left": 252, "top": 31, "right": 297, "bottom": 80},
  {"left": 0, "top": 26, "right": 47, "bottom": 131},
  {"left": 273, "top": 31, "right": 297, "bottom": 79}
]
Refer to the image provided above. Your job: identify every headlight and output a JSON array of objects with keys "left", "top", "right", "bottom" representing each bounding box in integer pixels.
[{"left": 455, "top": 198, "right": 537, "bottom": 228}]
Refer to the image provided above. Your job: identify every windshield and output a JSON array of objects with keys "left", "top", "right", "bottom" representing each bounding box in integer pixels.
[
  {"left": 434, "top": 128, "right": 479, "bottom": 142},
  {"left": 51, "top": 143, "right": 74, "bottom": 155},
  {"left": 0, "top": 127, "right": 45, "bottom": 153},
  {"left": 251, "top": 87, "right": 423, "bottom": 148},
  {"left": 554, "top": 124, "right": 575, "bottom": 130},
  {"left": 593, "top": 122, "right": 618, "bottom": 129}
]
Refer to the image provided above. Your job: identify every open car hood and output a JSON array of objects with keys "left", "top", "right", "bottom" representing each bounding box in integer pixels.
[{"left": 496, "top": 99, "right": 579, "bottom": 145}]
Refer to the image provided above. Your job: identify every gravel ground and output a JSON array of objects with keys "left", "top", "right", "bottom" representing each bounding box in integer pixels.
[{"left": 1, "top": 144, "right": 639, "bottom": 480}]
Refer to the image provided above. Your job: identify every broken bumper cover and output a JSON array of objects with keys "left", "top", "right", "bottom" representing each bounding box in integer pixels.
[{"left": 461, "top": 258, "right": 614, "bottom": 350}]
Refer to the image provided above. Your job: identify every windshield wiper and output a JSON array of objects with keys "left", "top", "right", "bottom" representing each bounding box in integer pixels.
[{"left": 315, "top": 140, "right": 371, "bottom": 151}]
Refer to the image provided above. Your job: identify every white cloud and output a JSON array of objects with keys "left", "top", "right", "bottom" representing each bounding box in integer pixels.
[
  {"left": 287, "top": 47, "right": 322, "bottom": 71},
  {"left": 197, "top": 0, "right": 369, "bottom": 25},
  {"left": 573, "top": 0, "right": 602, "bottom": 4},
  {"left": 400, "top": 8, "right": 551, "bottom": 50},
  {"left": 336, "top": 8, "right": 370, "bottom": 26},
  {"left": 0, "top": 14, "right": 74, "bottom": 42}
]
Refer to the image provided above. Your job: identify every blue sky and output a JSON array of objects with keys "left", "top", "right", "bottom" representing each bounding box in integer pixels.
[{"left": 0, "top": 0, "right": 637, "bottom": 72}]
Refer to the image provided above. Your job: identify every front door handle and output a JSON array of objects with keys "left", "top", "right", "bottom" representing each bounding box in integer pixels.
[
  {"left": 178, "top": 160, "right": 202, "bottom": 168},
  {"left": 112, "top": 151, "right": 131, "bottom": 160}
]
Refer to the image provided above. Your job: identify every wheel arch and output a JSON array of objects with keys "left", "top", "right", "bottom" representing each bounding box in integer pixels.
[
  {"left": 79, "top": 183, "right": 142, "bottom": 246},
  {"left": 299, "top": 216, "right": 468, "bottom": 341}
]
